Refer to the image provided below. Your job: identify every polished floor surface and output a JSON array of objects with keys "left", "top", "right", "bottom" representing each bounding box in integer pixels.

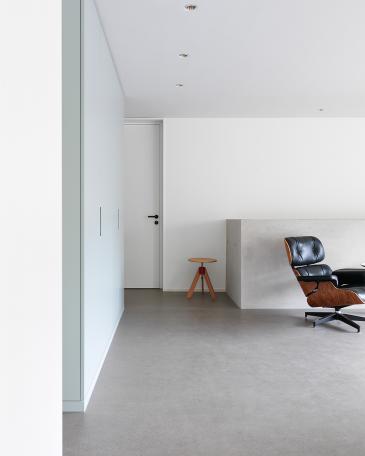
[{"left": 64, "top": 290, "right": 365, "bottom": 456}]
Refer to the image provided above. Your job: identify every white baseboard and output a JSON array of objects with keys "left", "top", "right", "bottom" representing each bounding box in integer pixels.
[
  {"left": 83, "top": 308, "right": 124, "bottom": 411},
  {"left": 63, "top": 400, "right": 84, "bottom": 413},
  {"left": 163, "top": 288, "right": 226, "bottom": 292},
  {"left": 63, "top": 308, "right": 125, "bottom": 413}
]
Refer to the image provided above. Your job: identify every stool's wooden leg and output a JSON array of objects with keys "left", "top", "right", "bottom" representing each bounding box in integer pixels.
[
  {"left": 187, "top": 269, "right": 200, "bottom": 299},
  {"left": 201, "top": 263, "right": 204, "bottom": 293},
  {"left": 204, "top": 270, "right": 216, "bottom": 301}
]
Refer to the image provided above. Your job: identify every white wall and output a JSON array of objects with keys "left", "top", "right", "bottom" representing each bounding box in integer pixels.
[
  {"left": 163, "top": 118, "right": 365, "bottom": 292},
  {"left": 83, "top": 0, "right": 124, "bottom": 407},
  {"left": 0, "top": 1, "right": 62, "bottom": 455}
]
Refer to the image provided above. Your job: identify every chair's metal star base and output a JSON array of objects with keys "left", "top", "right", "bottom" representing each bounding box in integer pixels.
[{"left": 305, "top": 310, "right": 365, "bottom": 333}]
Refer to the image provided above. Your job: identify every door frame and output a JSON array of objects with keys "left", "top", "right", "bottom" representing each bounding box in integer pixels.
[{"left": 124, "top": 118, "right": 164, "bottom": 289}]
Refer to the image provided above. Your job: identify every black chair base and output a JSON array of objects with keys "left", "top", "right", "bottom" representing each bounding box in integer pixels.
[{"left": 305, "top": 310, "right": 365, "bottom": 333}]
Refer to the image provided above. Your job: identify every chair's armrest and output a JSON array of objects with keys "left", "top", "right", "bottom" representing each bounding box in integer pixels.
[
  {"left": 297, "top": 275, "right": 338, "bottom": 286},
  {"left": 332, "top": 269, "right": 365, "bottom": 287}
]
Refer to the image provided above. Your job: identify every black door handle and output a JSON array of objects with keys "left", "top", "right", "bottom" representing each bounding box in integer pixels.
[{"left": 148, "top": 215, "right": 159, "bottom": 219}]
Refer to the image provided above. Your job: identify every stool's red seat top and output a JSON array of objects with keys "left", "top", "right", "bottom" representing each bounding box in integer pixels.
[{"left": 188, "top": 258, "right": 217, "bottom": 264}]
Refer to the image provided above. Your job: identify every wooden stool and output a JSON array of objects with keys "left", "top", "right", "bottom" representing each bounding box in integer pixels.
[{"left": 187, "top": 258, "right": 217, "bottom": 301}]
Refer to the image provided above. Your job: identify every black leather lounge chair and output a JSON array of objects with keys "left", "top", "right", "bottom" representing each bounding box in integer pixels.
[{"left": 284, "top": 236, "right": 365, "bottom": 332}]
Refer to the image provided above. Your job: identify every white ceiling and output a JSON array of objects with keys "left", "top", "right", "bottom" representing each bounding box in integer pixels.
[{"left": 95, "top": 0, "right": 365, "bottom": 117}]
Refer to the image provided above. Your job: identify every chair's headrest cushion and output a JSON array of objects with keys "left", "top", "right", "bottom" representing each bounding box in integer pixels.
[{"left": 285, "top": 236, "right": 325, "bottom": 266}]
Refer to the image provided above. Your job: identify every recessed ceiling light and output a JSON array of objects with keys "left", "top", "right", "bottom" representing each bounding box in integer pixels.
[
  {"left": 179, "top": 53, "right": 189, "bottom": 58},
  {"left": 176, "top": 83, "right": 184, "bottom": 87},
  {"left": 184, "top": 4, "right": 197, "bottom": 11}
]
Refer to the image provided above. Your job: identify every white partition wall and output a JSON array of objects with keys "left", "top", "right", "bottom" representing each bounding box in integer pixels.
[
  {"left": 63, "top": 0, "right": 125, "bottom": 412},
  {"left": 226, "top": 219, "right": 365, "bottom": 309},
  {"left": 83, "top": 0, "right": 125, "bottom": 408}
]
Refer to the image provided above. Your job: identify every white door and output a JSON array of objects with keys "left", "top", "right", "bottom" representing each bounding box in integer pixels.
[{"left": 124, "top": 123, "right": 161, "bottom": 288}]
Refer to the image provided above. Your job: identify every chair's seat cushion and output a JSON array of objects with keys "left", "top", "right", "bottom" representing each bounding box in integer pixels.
[{"left": 333, "top": 269, "right": 365, "bottom": 287}]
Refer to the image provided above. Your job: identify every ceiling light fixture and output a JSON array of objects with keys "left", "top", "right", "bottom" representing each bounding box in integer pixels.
[
  {"left": 184, "top": 4, "right": 197, "bottom": 11},
  {"left": 176, "top": 83, "right": 184, "bottom": 87},
  {"left": 179, "top": 53, "right": 189, "bottom": 58}
]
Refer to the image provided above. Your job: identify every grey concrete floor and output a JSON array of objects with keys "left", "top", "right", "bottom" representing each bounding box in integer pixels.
[{"left": 64, "top": 290, "right": 365, "bottom": 456}]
